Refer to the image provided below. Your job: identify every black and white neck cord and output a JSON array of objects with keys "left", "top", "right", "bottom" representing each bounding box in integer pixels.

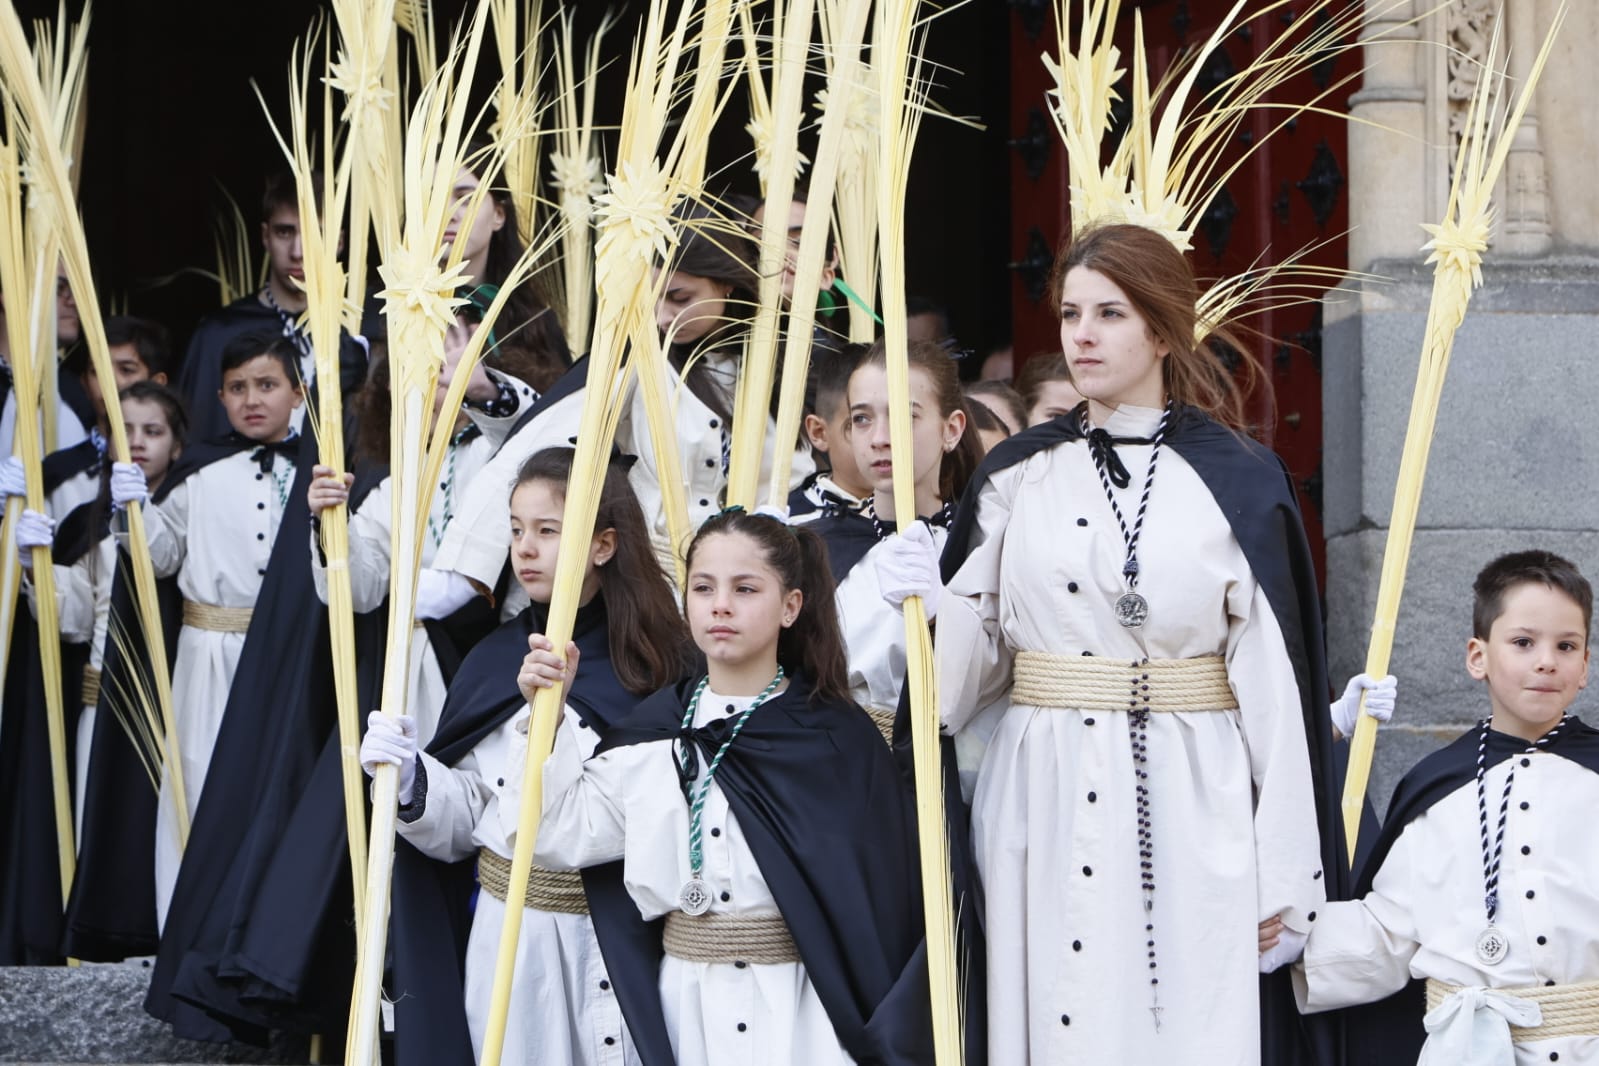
[
  {"left": 863, "top": 497, "right": 956, "bottom": 542},
  {"left": 1082, "top": 402, "right": 1173, "bottom": 630}
]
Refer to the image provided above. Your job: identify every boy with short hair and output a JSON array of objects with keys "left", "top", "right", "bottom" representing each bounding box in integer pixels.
[
  {"left": 789, "top": 341, "right": 872, "bottom": 518},
  {"left": 1288, "top": 549, "right": 1599, "bottom": 1065},
  {"left": 112, "top": 329, "right": 305, "bottom": 928}
]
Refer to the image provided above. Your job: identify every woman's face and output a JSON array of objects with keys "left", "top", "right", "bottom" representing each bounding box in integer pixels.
[
  {"left": 847, "top": 363, "right": 963, "bottom": 501},
  {"left": 442, "top": 167, "right": 506, "bottom": 275},
  {"left": 655, "top": 269, "right": 733, "bottom": 346},
  {"left": 1058, "top": 266, "right": 1168, "bottom": 412}
]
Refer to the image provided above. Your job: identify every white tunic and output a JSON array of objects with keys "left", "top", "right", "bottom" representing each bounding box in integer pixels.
[
  {"left": 1, "top": 384, "right": 87, "bottom": 460},
  {"left": 536, "top": 686, "right": 851, "bottom": 1066},
  {"left": 938, "top": 402, "right": 1326, "bottom": 1066},
  {"left": 1294, "top": 745, "right": 1599, "bottom": 1065},
  {"left": 310, "top": 412, "right": 507, "bottom": 745},
  {"left": 135, "top": 447, "right": 291, "bottom": 929},
  {"left": 398, "top": 702, "right": 634, "bottom": 1066},
  {"left": 834, "top": 528, "right": 949, "bottom": 719},
  {"left": 431, "top": 384, "right": 586, "bottom": 620},
  {"left": 618, "top": 353, "right": 813, "bottom": 580}
]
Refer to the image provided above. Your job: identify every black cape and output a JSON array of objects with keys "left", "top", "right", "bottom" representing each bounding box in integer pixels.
[
  {"left": 388, "top": 595, "right": 632, "bottom": 1066},
  {"left": 1342, "top": 719, "right": 1599, "bottom": 1063},
  {"left": 588, "top": 672, "right": 933, "bottom": 1065},
  {"left": 938, "top": 403, "right": 1347, "bottom": 1066},
  {"left": 805, "top": 506, "right": 882, "bottom": 584},
  {"left": 176, "top": 294, "right": 368, "bottom": 443}
]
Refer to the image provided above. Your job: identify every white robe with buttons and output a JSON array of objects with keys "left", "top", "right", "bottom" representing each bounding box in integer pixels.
[
  {"left": 937, "top": 402, "right": 1327, "bottom": 1066},
  {"left": 619, "top": 353, "right": 813, "bottom": 581},
  {"left": 398, "top": 703, "right": 634, "bottom": 1066},
  {"left": 1294, "top": 745, "right": 1599, "bottom": 1065},
  {"left": 536, "top": 687, "right": 852, "bottom": 1066},
  {"left": 136, "top": 447, "right": 291, "bottom": 929}
]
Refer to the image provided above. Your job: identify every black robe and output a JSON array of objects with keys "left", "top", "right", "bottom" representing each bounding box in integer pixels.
[
  {"left": 936, "top": 403, "right": 1347, "bottom": 1066},
  {"left": 587, "top": 672, "right": 933, "bottom": 1065},
  {"left": 1341, "top": 719, "right": 1599, "bottom": 1063},
  {"left": 176, "top": 294, "right": 368, "bottom": 443},
  {"left": 388, "top": 595, "right": 634, "bottom": 1066}
]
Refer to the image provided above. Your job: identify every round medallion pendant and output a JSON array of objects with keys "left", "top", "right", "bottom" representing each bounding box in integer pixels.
[
  {"left": 1115, "top": 591, "right": 1150, "bottom": 629},
  {"left": 1475, "top": 926, "right": 1509, "bottom": 966},
  {"left": 679, "top": 877, "right": 713, "bottom": 916}
]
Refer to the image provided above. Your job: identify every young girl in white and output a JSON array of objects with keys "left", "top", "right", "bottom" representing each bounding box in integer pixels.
[{"left": 536, "top": 509, "right": 930, "bottom": 1065}]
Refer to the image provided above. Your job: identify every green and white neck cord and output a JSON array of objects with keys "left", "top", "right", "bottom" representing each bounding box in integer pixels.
[{"left": 677, "top": 666, "right": 786, "bottom": 915}]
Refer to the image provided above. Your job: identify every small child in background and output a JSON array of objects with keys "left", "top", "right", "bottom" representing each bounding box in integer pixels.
[
  {"left": 788, "top": 342, "right": 871, "bottom": 518},
  {"left": 1012, "top": 351, "right": 1083, "bottom": 426}
]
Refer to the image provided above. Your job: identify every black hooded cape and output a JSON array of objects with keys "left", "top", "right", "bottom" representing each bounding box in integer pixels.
[
  {"left": 804, "top": 506, "right": 881, "bottom": 584},
  {"left": 1340, "top": 719, "right": 1599, "bottom": 1063},
  {"left": 936, "top": 404, "right": 1347, "bottom": 1066},
  {"left": 387, "top": 594, "right": 633, "bottom": 1065},
  {"left": 586, "top": 672, "right": 933, "bottom": 1065}
]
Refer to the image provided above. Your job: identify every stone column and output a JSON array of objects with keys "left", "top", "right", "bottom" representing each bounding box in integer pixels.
[{"left": 1325, "top": 1, "right": 1599, "bottom": 813}]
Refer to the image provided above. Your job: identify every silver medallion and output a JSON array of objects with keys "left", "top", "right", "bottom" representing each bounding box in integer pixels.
[
  {"left": 1475, "top": 926, "right": 1509, "bottom": 966},
  {"left": 1115, "top": 591, "right": 1150, "bottom": 629},
  {"left": 679, "top": 877, "right": 713, "bottom": 916}
]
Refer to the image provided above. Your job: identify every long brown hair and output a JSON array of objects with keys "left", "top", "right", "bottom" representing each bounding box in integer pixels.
[
  {"left": 1048, "top": 222, "right": 1263, "bottom": 430},
  {"left": 854, "top": 339, "right": 983, "bottom": 505},
  {"left": 663, "top": 201, "right": 761, "bottom": 424},
  {"left": 683, "top": 510, "right": 851, "bottom": 705},
  {"left": 512, "top": 447, "right": 691, "bottom": 695}
]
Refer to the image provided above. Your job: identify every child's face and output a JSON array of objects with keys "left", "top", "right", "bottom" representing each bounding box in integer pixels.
[
  {"left": 122, "top": 397, "right": 180, "bottom": 487},
  {"left": 684, "top": 532, "right": 800, "bottom": 674},
  {"left": 803, "top": 391, "right": 869, "bottom": 499},
  {"left": 654, "top": 269, "right": 732, "bottom": 346},
  {"left": 1467, "top": 582, "right": 1590, "bottom": 742},
  {"left": 260, "top": 205, "right": 304, "bottom": 293},
  {"left": 848, "top": 363, "right": 963, "bottom": 502},
  {"left": 219, "top": 355, "right": 302, "bottom": 442},
  {"left": 507, "top": 479, "right": 614, "bottom": 605},
  {"left": 82, "top": 344, "right": 157, "bottom": 420}
]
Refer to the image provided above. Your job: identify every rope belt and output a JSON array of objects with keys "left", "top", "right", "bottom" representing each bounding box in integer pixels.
[
  {"left": 81, "top": 666, "right": 101, "bottom": 707},
  {"left": 1426, "top": 978, "right": 1599, "bottom": 1041},
  {"left": 182, "top": 600, "right": 254, "bottom": 633},
  {"left": 477, "top": 848, "right": 589, "bottom": 915},
  {"left": 1012, "top": 651, "right": 1238, "bottom": 712},
  {"left": 662, "top": 911, "right": 800, "bottom": 965},
  {"left": 865, "top": 705, "right": 895, "bottom": 745}
]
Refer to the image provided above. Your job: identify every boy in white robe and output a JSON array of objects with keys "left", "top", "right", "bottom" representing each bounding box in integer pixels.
[
  {"left": 111, "top": 330, "right": 304, "bottom": 929},
  {"left": 1289, "top": 550, "right": 1599, "bottom": 1066}
]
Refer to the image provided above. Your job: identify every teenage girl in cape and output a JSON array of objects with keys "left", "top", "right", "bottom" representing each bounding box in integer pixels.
[
  {"left": 536, "top": 509, "right": 930, "bottom": 1065},
  {"left": 360, "top": 447, "right": 688, "bottom": 1066}
]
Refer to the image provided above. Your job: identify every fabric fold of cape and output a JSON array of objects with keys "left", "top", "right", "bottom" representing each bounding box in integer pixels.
[
  {"left": 935, "top": 404, "right": 1346, "bottom": 1066},
  {"left": 589, "top": 672, "right": 933, "bottom": 1066},
  {"left": 389, "top": 594, "right": 631, "bottom": 1066}
]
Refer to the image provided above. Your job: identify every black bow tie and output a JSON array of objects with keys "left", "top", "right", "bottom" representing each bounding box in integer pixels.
[
  {"left": 1086, "top": 428, "right": 1133, "bottom": 489},
  {"left": 249, "top": 435, "right": 301, "bottom": 474}
]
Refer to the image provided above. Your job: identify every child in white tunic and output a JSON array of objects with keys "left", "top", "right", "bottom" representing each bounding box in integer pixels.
[
  {"left": 111, "top": 332, "right": 304, "bottom": 930},
  {"left": 307, "top": 311, "right": 532, "bottom": 743},
  {"left": 1290, "top": 551, "right": 1599, "bottom": 1066},
  {"left": 537, "top": 510, "right": 930, "bottom": 1064},
  {"left": 361, "top": 446, "right": 690, "bottom": 1066},
  {"left": 13, "top": 382, "right": 186, "bottom": 839}
]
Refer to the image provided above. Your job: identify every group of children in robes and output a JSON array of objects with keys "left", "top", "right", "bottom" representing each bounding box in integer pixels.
[{"left": 3, "top": 202, "right": 1597, "bottom": 1066}]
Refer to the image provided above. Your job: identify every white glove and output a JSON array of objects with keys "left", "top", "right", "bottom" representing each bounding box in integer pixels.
[
  {"left": 14, "top": 508, "right": 54, "bottom": 569},
  {"left": 359, "top": 712, "right": 419, "bottom": 804},
  {"left": 1331, "top": 673, "right": 1397, "bottom": 738},
  {"left": 1259, "top": 926, "right": 1307, "bottom": 974},
  {"left": 414, "top": 567, "right": 476, "bottom": 621},
  {"left": 0, "top": 456, "right": 25, "bottom": 498},
  {"left": 875, "top": 520, "right": 943, "bottom": 621},
  {"left": 109, "top": 461, "right": 149, "bottom": 509}
]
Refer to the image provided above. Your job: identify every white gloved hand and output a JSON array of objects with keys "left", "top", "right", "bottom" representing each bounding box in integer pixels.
[
  {"left": 109, "top": 461, "right": 149, "bottom": 509},
  {"left": 1259, "top": 926, "right": 1307, "bottom": 974},
  {"left": 359, "top": 712, "right": 419, "bottom": 804},
  {"left": 0, "top": 456, "right": 25, "bottom": 498},
  {"left": 875, "top": 520, "right": 943, "bottom": 621},
  {"left": 1331, "top": 673, "right": 1398, "bottom": 738},
  {"left": 414, "top": 567, "right": 476, "bottom": 621},
  {"left": 14, "top": 508, "right": 54, "bottom": 569}
]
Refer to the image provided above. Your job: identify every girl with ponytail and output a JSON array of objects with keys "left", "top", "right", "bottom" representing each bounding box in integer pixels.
[
  {"left": 536, "top": 509, "right": 931, "bottom": 1065},
  {"left": 801, "top": 339, "right": 977, "bottom": 741}
]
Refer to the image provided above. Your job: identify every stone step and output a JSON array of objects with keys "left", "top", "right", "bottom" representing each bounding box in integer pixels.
[{"left": 0, "top": 964, "right": 309, "bottom": 1065}]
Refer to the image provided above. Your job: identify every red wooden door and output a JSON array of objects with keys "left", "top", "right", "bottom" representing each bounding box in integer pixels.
[{"left": 1006, "top": 1, "right": 1356, "bottom": 582}]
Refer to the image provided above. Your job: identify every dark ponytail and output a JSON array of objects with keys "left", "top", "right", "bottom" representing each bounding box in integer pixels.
[{"left": 683, "top": 510, "right": 851, "bottom": 705}]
